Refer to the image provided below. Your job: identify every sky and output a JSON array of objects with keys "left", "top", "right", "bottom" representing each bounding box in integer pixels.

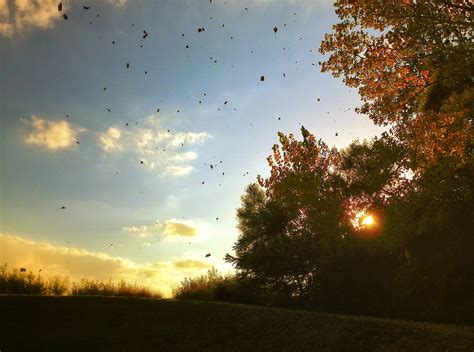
[{"left": 0, "top": 0, "right": 385, "bottom": 296}]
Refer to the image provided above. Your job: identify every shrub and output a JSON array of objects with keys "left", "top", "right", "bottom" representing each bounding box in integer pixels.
[
  {"left": 0, "top": 264, "right": 44, "bottom": 295},
  {"left": 71, "top": 278, "right": 161, "bottom": 299},
  {"left": 0, "top": 264, "right": 162, "bottom": 299},
  {"left": 44, "top": 275, "right": 70, "bottom": 296},
  {"left": 174, "top": 268, "right": 262, "bottom": 304}
]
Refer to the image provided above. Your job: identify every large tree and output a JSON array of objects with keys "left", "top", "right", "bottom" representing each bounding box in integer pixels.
[
  {"left": 320, "top": 0, "right": 473, "bottom": 163},
  {"left": 226, "top": 129, "right": 397, "bottom": 311},
  {"left": 226, "top": 128, "right": 349, "bottom": 302},
  {"left": 383, "top": 157, "right": 474, "bottom": 322}
]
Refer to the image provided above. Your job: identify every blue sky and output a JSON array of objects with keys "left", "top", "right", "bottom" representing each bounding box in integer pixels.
[{"left": 0, "top": 0, "right": 384, "bottom": 295}]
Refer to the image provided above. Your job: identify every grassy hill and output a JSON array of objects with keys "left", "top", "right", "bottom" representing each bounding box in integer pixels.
[{"left": 1, "top": 296, "right": 473, "bottom": 351}]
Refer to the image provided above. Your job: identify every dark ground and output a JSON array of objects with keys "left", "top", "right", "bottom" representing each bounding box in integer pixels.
[{"left": 0, "top": 296, "right": 473, "bottom": 351}]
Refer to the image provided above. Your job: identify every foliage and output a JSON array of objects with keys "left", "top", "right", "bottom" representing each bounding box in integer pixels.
[
  {"left": 384, "top": 158, "right": 474, "bottom": 322},
  {"left": 222, "top": 127, "right": 473, "bottom": 323},
  {"left": 320, "top": 0, "right": 474, "bottom": 163},
  {"left": 227, "top": 128, "right": 351, "bottom": 305},
  {"left": 173, "top": 268, "right": 254, "bottom": 303},
  {"left": 71, "top": 278, "right": 161, "bottom": 298},
  {"left": 0, "top": 264, "right": 162, "bottom": 299},
  {"left": 0, "top": 264, "right": 44, "bottom": 295},
  {"left": 43, "top": 275, "right": 70, "bottom": 296}
]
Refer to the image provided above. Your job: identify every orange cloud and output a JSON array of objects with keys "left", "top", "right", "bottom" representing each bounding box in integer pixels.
[
  {"left": 164, "top": 220, "right": 198, "bottom": 238},
  {"left": 22, "top": 116, "right": 84, "bottom": 150},
  {"left": 0, "top": 0, "right": 127, "bottom": 37},
  {"left": 173, "top": 259, "right": 212, "bottom": 270}
]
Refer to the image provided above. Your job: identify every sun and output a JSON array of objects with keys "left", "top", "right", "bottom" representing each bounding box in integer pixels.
[
  {"left": 352, "top": 210, "right": 377, "bottom": 230},
  {"left": 360, "top": 215, "right": 375, "bottom": 226}
]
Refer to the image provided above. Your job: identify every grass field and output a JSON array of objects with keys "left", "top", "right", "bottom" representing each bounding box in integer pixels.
[{"left": 0, "top": 296, "right": 473, "bottom": 351}]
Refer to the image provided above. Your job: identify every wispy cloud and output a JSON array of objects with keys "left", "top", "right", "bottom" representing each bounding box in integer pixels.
[
  {"left": 103, "top": 0, "right": 127, "bottom": 9},
  {"left": 122, "top": 218, "right": 202, "bottom": 242},
  {"left": 122, "top": 221, "right": 162, "bottom": 239},
  {"left": 22, "top": 115, "right": 84, "bottom": 150},
  {"left": 98, "top": 116, "right": 211, "bottom": 176},
  {"left": 0, "top": 233, "right": 216, "bottom": 297}
]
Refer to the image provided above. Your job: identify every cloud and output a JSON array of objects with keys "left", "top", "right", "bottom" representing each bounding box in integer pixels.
[
  {"left": 164, "top": 164, "right": 194, "bottom": 176},
  {"left": 98, "top": 116, "right": 211, "bottom": 176},
  {"left": 0, "top": 0, "right": 59, "bottom": 37},
  {"left": 173, "top": 259, "right": 212, "bottom": 270},
  {"left": 122, "top": 218, "right": 200, "bottom": 241},
  {"left": 164, "top": 220, "right": 198, "bottom": 238},
  {"left": 99, "top": 126, "right": 123, "bottom": 152},
  {"left": 103, "top": 0, "right": 127, "bottom": 9},
  {"left": 0, "top": 233, "right": 217, "bottom": 297},
  {"left": 122, "top": 222, "right": 162, "bottom": 239},
  {"left": 22, "top": 115, "right": 84, "bottom": 150},
  {"left": 0, "top": 0, "right": 127, "bottom": 37}
]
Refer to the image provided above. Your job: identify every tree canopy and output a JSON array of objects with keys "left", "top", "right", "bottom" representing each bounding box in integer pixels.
[{"left": 319, "top": 0, "right": 473, "bottom": 163}]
